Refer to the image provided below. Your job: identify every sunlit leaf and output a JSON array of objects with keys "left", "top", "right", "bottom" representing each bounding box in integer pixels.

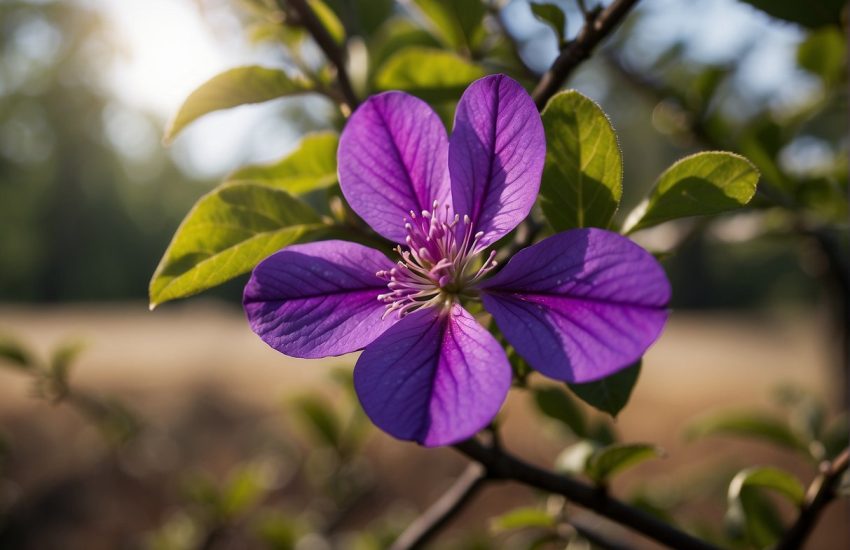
[
  {"left": 369, "top": 17, "right": 442, "bottom": 79},
  {"left": 729, "top": 466, "right": 805, "bottom": 506},
  {"left": 229, "top": 132, "right": 339, "bottom": 194},
  {"left": 530, "top": 2, "right": 566, "bottom": 45},
  {"left": 568, "top": 361, "right": 641, "bottom": 418},
  {"left": 307, "top": 0, "right": 346, "bottom": 44},
  {"left": 413, "top": 0, "right": 486, "bottom": 54},
  {"left": 540, "top": 90, "right": 623, "bottom": 231},
  {"left": 554, "top": 440, "right": 597, "bottom": 475},
  {"left": 165, "top": 66, "right": 313, "bottom": 142},
  {"left": 686, "top": 410, "right": 808, "bottom": 453},
  {"left": 727, "top": 467, "right": 801, "bottom": 547},
  {"left": 533, "top": 386, "right": 586, "bottom": 437},
  {"left": 726, "top": 486, "right": 784, "bottom": 548},
  {"left": 623, "top": 152, "right": 759, "bottom": 233},
  {"left": 149, "top": 182, "right": 323, "bottom": 308},
  {"left": 585, "top": 443, "right": 663, "bottom": 483},
  {"left": 490, "top": 507, "right": 555, "bottom": 533},
  {"left": 374, "top": 47, "right": 487, "bottom": 103}
]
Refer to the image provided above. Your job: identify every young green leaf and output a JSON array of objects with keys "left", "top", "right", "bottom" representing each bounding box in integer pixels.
[
  {"left": 533, "top": 386, "right": 587, "bottom": 437},
  {"left": 623, "top": 152, "right": 759, "bottom": 233},
  {"left": 412, "top": 0, "right": 487, "bottom": 54},
  {"left": 292, "top": 395, "right": 341, "bottom": 449},
  {"left": 307, "top": 0, "right": 346, "bottom": 45},
  {"left": 797, "top": 27, "right": 846, "bottom": 85},
  {"left": 374, "top": 47, "right": 487, "bottom": 103},
  {"left": 165, "top": 66, "right": 313, "bottom": 142},
  {"left": 728, "top": 466, "right": 805, "bottom": 506},
  {"left": 586, "top": 443, "right": 663, "bottom": 483},
  {"left": 568, "top": 361, "right": 641, "bottom": 418},
  {"left": 685, "top": 411, "right": 808, "bottom": 453},
  {"left": 0, "top": 335, "right": 33, "bottom": 371},
  {"left": 369, "top": 18, "right": 442, "bottom": 77},
  {"left": 530, "top": 3, "right": 567, "bottom": 45},
  {"left": 539, "top": 90, "right": 623, "bottom": 231},
  {"left": 490, "top": 507, "right": 555, "bottom": 533},
  {"left": 228, "top": 132, "right": 339, "bottom": 194},
  {"left": 726, "top": 484, "right": 785, "bottom": 548},
  {"left": 149, "top": 182, "right": 323, "bottom": 308}
]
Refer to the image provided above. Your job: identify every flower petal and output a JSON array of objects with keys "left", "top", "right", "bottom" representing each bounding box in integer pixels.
[
  {"left": 338, "top": 92, "right": 450, "bottom": 243},
  {"left": 449, "top": 74, "right": 545, "bottom": 248},
  {"left": 480, "top": 228, "right": 670, "bottom": 383},
  {"left": 243, "top": 240, "right": 398, "bottom": 358},
  {"left": 354, "top": 304, "right": 511, "bottom": 447}
]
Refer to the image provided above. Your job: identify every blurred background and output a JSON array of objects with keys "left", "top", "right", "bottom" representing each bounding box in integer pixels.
[{"left": 0, "top": 0, "right": 847, "bottom": 548}]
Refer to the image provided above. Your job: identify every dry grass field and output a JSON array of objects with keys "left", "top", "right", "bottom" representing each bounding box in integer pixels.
[{"left": 0, "top": 302, "right": 846, "bottom": 548}]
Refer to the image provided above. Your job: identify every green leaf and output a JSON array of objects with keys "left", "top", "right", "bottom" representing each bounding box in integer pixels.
[
  {"left": 412, "top": 0, "right": 486, "bottom": 54},
  {"left": 533, "top": 386, "right": 586, "bottom": 437},
  {"left": 726, "top": 485, "right": 785, "bottom": 548},
  {"left": 585, "top": 443, "right": 663, "bottom": 483},
  {"left": 736, "top": 0, "right": 845, "bottom": 29},
  {"left": 229, "top": 132, "right": 339, "bottom": 194},
  {"left": 623, "top": 152, "right": 759, "bottom": 233},
  {"left": 797, "top": 27, "right": 846, "bottom": 85},
  {"left": 374, "top": 47, "right": 487, "bottom": 103},
  {"left": 149, "top": 182, "right": 323, "bottom": 308},
  {"left": 165, "top": 66, "right": 312, "bottom": 142},
  {"left": 490, "top": 507, "right": 555, "bottom": 533},
  {"left": 0, "top": 335, "right": 33, "bottom": 371},
  {"left": 686, "top": 411, "right": 808, "bottom": 453},
  {"left": 369, "top": 18, "right": 442, "bottom": 79},
  {"left": 292, "top": 395, "right": 341, "bottom": 448},
  {"left": 728, "top": 467, "right": 805, "bottom": 506},
  {"left": 308, "top": 0, "right": 346, "bottom": 45},
  {"left": 540, "top": 90, "right": 623, "bottom": 231},
  {"left": 568, "top": 361, "right": 641, "bottom": 418},
  {"left": 530, "top": 3, "right": 567, "bottom": 45}
]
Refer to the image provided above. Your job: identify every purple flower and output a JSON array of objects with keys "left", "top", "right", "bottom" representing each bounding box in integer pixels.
[{"left": 244, "top": 75, "right": 670, "bottom": 447}]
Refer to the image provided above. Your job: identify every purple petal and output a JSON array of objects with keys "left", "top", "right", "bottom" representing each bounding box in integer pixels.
[
  {"left": 449, "top": 74, "right": 545, "bottom": 248},
  {"left": 338, "top": 92, "right": 450, "bottom": 243},
  {"left": 480, "top": 228, "right": 670, "bottom": 383},
  {"left": 243, "top": 240, "right": 398, "bottom": 358},
  {"left": 354, "top": 304, "right": 511, "bottom": 447}
]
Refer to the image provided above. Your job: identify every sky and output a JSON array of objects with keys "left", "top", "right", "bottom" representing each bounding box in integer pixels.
[{"left": 87, "top": 0, "right": 810, "bottom": 181}]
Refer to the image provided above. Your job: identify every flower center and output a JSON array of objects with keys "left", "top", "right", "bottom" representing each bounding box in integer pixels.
[{"left": 376, "top": 201, "right": 497, "bottom": 318}]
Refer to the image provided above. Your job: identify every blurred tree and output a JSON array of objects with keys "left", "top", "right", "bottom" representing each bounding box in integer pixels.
[{"left": 0, "top": 1, "right": 202, "bottom": 301}]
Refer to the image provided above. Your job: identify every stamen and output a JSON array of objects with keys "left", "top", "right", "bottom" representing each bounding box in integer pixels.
[{"left": 378, "top": 201, "right": 496, "bottom": 318}]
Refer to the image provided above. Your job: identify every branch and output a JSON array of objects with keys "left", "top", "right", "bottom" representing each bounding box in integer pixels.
[
  {"left": 776, "top": 448, "right": 850, "bottom": 550},
  {"left": 454, "top": 438, "right": 720, "bottom": 550},
  {"left": 282, "top": 0, "right": 359, "bottom": 110},
  {"left": 389, "top": 463, "right": 487, "bottom": 550},
  {"left": 531, "top": 0, "right": 641, "bottom": 110}
]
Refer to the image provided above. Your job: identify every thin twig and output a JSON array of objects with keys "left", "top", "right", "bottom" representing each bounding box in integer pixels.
[
  {"left": 280, "top": 0, "right": 359, "bottom": 110},
  {"left": 454, "top": 438, "right": 720, "bottom": 550},
  {"left": 531, "top": 0, "right": 641, "bottom": 109},
  {"left": 775, "top": 448, "right": 850, "bottom": 550},
  {"left": 389, "top": 463, "right": 487, "bottom": 550}
]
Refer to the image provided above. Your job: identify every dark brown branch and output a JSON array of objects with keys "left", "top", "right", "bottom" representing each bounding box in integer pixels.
[
  {"left": 531, "top": 0, "right": 641, "bottom": 110},
  {"left": 776, "top": 448, "right": 850, "bottom": 550},
  {"left": 282, "top": 0, "right": 359, "bottom": 110},
  {"left": 389, "top": 463, "right": 487, "bottom": 550},
  {"left": 454, "top": 439, "right": 720, "bottom": 550}
]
